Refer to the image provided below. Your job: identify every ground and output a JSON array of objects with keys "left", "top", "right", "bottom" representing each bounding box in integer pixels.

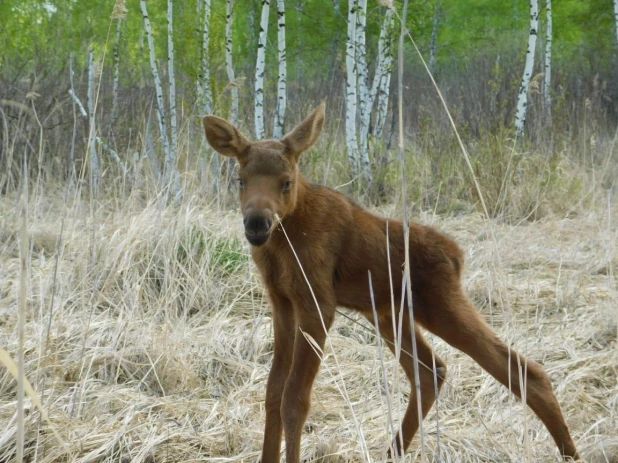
[{"left": 0, "top": 192, "right": 616, "bottom": 462}]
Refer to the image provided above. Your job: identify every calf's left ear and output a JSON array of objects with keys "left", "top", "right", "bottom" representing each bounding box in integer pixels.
[{"left": 281, "top": 103, "right": 325, "bottom": 158}]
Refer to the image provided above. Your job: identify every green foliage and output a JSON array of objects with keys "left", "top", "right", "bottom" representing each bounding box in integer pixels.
[
  {"left": 177, "top": 226, "right": 247, "bottom": 276},
  {"left": 0, "top": 0, "right": 614, "bottom": 223},
  {"left": 554, "top": 0, "right": 614, "bottom": 63},
  {"left": 437, "top": 0, "right": 614, "bottom": 69},
  {"left": 209, "top": 237, "right": 247, "bottom": 275},
  {"left": 2, "top": 0, "right": 615, "bottom": 102}
]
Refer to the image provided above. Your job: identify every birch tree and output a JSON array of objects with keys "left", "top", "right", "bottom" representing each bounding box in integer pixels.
[
  {"left": 255, "top": 0, "right": 270, "bottom": 140},
  {"left": 110, "top": 19, "right": 122, "bottom": 129},
  {"left": 167, "top": 0, "right": 178, "bottom": 185},
  {"left": 140, "top": 0, "right": 171, "bottom": 178},
  {"left": 428, "top": 0, "right": 443, "bottom": 73},
  {"left": 544, "top": 0, "right": 552, "bottom": 125},
  {"left": 87, "top": 49, "right": 99, "bottom": 195},
  {"left": 273, "top": 0, "right": 287, "bottom": 139},
  {"left": 69, "top": 78, "right": 128, "bottom": 177},
  {"left": 356, "top": 0, "right": 373, "bottom": 184},
  {"left": 197, "top": 0, "right": 213, "bottom": 116},
  {"left": 514, "top": 0, "right": 539, "bottom": 136},
  {"left": 223, "top": 0, "right": 239, "bottom": 191},
  {"left": 196, "top": 0, "right": 218, "bottom": 191},
  {"left": 371, "top": 7, "right": 395, "bottom": 139},
  {"left": 225, "top": 0, "right": 238, "bottom": 126},
  {"left": 345, "top": 0, "right": 360, "bottom": 176}
]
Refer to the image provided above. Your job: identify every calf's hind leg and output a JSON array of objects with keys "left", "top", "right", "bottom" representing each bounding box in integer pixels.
[
  {"left": 367, "top": 311, "right": 447, "bottom": 456},
  {"left": 425, "top": 293, "right": 579, "bottom": 460}
]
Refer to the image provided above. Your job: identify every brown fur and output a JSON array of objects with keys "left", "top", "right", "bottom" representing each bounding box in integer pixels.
[{"left": 203, "top": 105, "right": 579, "bottom": 463}]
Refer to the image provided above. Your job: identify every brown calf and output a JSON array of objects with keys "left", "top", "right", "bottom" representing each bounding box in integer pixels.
[{"left": 202, "top": 105, "right": 579, "bottom": 463}]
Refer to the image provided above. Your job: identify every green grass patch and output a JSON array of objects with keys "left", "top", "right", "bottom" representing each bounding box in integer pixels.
[{"left": 177, "top": 226, "right": 247, "bottom": 276}]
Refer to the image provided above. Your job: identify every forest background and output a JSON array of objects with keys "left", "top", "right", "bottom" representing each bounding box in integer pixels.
[
  {"left": 0, "top": 0, "right": 617, "bottom": 462},
  {"left": 1, "top": 0, "right": 617, "bottom": 209}
]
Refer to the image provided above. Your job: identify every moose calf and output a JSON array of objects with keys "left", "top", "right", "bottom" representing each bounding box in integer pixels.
[{"left": 203, "top": 105, "right": 579, "bottom": 463}]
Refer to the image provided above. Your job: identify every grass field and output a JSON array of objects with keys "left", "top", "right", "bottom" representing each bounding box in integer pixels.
[{"left": 0, "top": 183, "right": 616, "bottom": 462}]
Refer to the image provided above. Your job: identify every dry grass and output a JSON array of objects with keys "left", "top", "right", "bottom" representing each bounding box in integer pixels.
[{"left": 0, "top": 189, "right": 616, "bottom": 462}]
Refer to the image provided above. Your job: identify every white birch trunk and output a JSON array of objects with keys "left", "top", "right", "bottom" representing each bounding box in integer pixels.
[
  {"left": 514, "top": 0, "right": 539, "bottom": 136},
  {"left": 140, "top": 0, "right": 171, "bottom": 175},
  {"left": 87, "top": 49, "right": 99, "bottom": 195},
  {"left": 255, "top": 0, "right": 270, "bottom": 140},
  {"left": 196, "top": 0, "right": 218, "bottom": 193},
  {"left": 68, "top": 90, "right": 87, "bottom": 118},
  {"left": 224, "top": 0, "right": 238, "bottom": 191},
  {"left": 68, "top": 53, "right": 77, "bottom": 176},
  {"left": 428, "top": 0, "right": 443, "bottom": 73},
  {"left": 167, "top": 0, "right": 178, "bottom": 185},
  {"left": 345, "top": 0, "right": 360, "bottom": 176},
  {"left": 111, "top": 19, "right": 122, "bottom": 128},
  {"left": 544, "top": 0, "right": 552, "bottom": 124},
  {"left": 356, "top": 0, "right": 372, "bottom": 183},
  {"left": 69, "top": 88, "right": 129, "bottom": 176},
  {"left": 197, "top": 0, "right": 213, "bottom": 115},
  {"left": 273, "top": 0, "right": 287, "bottom": 139},
  {"left": 371, "top": 7, "right": 395, "bottom": 139},
  {"left": 226, "top": 0, "right": 238, "bottom": 126}
]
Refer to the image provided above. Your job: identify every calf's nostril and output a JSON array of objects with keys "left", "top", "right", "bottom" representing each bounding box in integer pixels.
[
  {"left": 244, "top": 215, "right": 272, "bottom": 236},
  {"left": 254, "top": 218, "right": 271, "bottom": 236}
]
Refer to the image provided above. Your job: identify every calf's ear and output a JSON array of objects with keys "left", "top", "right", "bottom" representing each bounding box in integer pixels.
[
  {"left": 281, "top": 104, "right": 325, "bottom": 158},
  {"left": 203, "top": 116, "right": 250, "bottom": 159}
]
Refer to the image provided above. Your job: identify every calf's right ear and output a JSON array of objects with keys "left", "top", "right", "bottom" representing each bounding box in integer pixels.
[{"left": 203, "top": 116, "right": 250, "bottom": 159}]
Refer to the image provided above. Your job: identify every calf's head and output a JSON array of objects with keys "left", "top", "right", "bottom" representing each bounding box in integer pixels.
[{"left": 203, "top": 104, "right": 325, "bottom": 246}]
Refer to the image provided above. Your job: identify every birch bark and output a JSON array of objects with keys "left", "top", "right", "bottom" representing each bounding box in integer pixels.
[
  {"left": 345, "top": 0, "right": 360, "bottom": 176},
  {"left": 428, "top": 0, "right": 443, "bottom": 73},
  {"left": 356, "top": 0, "right": 372, "bottom": 183},
  {"left": 140, "top": 0, "right": 171, "bottom": 176},
  {"left": 197, "top": 0, "right": 213, "bottom": 115},
  {"left": 371, "top": 7, "right": 395, "bottom": 139},
  {"left": 223, "top": 0, "right": 238, "bottom": 191},
  {"left": 68, "top": 89, "right": 128, "bottom": 175},
  {"left": 196, "top": 0, "right": 218, "bottom": 192},
  {"left": 273, "top": 0, "right": 287, "bottom": 139},
  {"left": 226, "top": 0, "right": 238, "bottom": 126},
  {"left": 111, "top": 19, "right": 122, "bottom": 128},
  {"left": 255, "top": 0, "right": 270, "bottom": 140},
  {"left": 87, "top": 49, "right": 99, "bottom": 195},
  {"left": 544, "top": 0, "right": 552, "bottom": 125},
  {"left": 167, "top": 0, "right": 178, "bottom": 184},
  {"left": 514, "top": 0, "right": 539, "bottom": 136}
]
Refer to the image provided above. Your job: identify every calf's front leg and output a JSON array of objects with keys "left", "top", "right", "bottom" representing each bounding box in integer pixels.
[
  {"left": 261, "top": 291, "right": 295, "bottom": 463},
  {"left": 281, "top": 298, "right": 335, "bottom": 463}
]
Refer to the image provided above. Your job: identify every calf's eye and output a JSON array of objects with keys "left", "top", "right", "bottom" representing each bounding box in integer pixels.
[{"left": 283, "top": 180, "right": 292, "bottom": 192}]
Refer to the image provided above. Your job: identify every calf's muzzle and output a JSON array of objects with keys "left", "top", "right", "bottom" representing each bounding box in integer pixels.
[{"left": 243, "top": 212, "right": 273, "bottom": 246}]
